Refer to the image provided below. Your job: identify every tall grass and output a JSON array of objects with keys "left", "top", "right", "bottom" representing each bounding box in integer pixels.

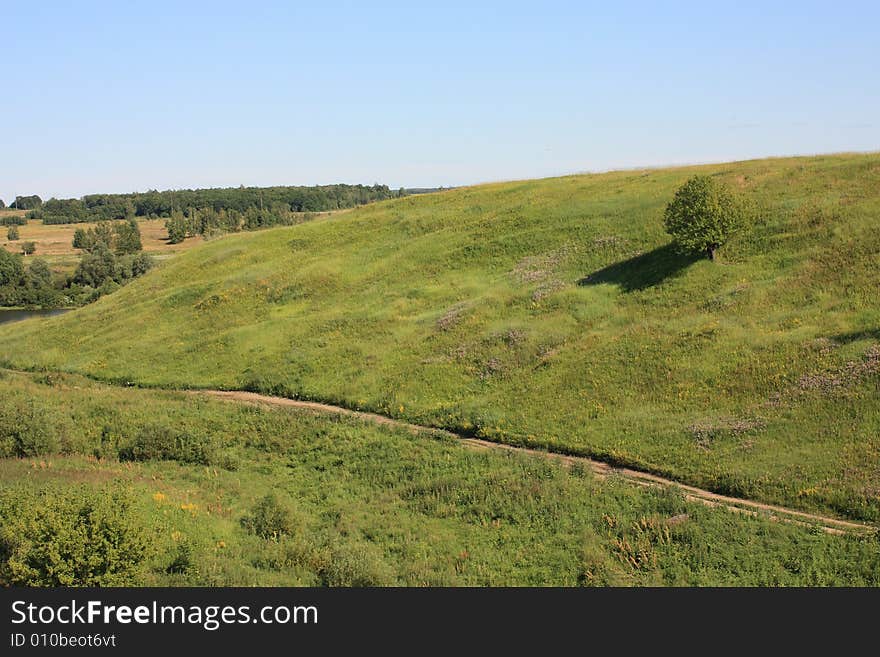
[{"left": 0, "top": 371, "right": 877, "bottom": 586}]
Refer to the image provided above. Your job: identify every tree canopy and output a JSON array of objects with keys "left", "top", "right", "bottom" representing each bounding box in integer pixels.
[
  {"left": 12, "top": 195, "right": 42, "bottom": 210},
  {"left": 72, "top": 220, "right": 143, "bottom": 255},
  {"left": 27, "top": 184, "right": 394, "bottom": 225},
  {"left": 663, "top": 175, "right": 747, "bottom": 260}
]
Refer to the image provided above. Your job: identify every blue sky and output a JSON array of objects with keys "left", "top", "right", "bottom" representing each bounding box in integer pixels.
[{"left": 1, "top": 1, "right": 878, "bottom": 201}]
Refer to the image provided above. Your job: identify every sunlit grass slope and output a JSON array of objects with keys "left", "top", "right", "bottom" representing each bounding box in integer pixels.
[{"left": 3, "top": 153, "right": 879, "bottom": 520}]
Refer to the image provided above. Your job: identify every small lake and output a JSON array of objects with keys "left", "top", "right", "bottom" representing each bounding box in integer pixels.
[{"left": 0, "top": 308, "right": 71, "bottom": 325}]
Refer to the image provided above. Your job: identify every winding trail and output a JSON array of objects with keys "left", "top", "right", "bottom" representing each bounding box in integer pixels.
[{"left": 195, "top": 389, "right": 876, "bottom": 536}]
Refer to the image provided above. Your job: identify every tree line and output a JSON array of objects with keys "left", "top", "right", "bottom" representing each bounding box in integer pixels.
[
  {"left": 13, "top": 183, "right": 395, "bottom": 225},
  {"left": 163, "top": 205, "right": 320, "bottom": 243}
]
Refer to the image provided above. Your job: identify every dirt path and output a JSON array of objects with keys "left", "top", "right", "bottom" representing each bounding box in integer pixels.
[{"left": 196, "top": 389, "right": 876, "bottom": 536}]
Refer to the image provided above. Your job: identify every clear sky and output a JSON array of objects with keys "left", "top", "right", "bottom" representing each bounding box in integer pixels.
[{"left": 1, "top": 1, "right": 878, "bottom": 202}]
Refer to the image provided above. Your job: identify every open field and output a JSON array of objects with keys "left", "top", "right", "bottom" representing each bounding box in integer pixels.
[
  {"left": 0, "top": 210, "right": 345, "bottom": 275},
  {"left": 1, "top": 370, "right": 877, "bottom": 586},
  {"left": 1, "top": 153, "right": 879, "bottom": 527},
  {"left": 1, "top": 217, "right": 203, "bottom": 257}
]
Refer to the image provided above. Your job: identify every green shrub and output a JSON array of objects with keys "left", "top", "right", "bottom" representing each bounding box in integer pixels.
[
  {"left": 0, "top": 486, "right": 150, "bottom": 586},
  {"left": 311, "top": 536, "right": 396, "bottom": 586},
  {"left": 241, "top": 493, "right": 294, "bottom": 540},
  {"left": 118, "top": 424, "right": 213, "bottom": 465},
  {"left": 251, "top": 532, "right": 396, "bottom": 586},
  {"left": 165, "top": 541, "right": 195, "bottom": 575},
  {"left": 6, "top": 226, "right": 18, "bottom": 241},
  {"left": 0, "top": 398, "right": 60, "bottom": 457}
]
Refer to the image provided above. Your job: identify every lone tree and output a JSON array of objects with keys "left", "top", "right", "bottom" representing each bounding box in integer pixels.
[
  {"left": 113, "top": 219, "right": 143, "bottom": 255},
  {"left": 165, "top": 212, "right": 187, "bottom": 244},
  {"left": 7, "top": 226, "right": 19, "bottom": 241},
  {"left": 663, "top": 175, "right": 746, "bottom": 261},
  {"left": 20, "top": 241, "right": 36, "bottom": 256}
]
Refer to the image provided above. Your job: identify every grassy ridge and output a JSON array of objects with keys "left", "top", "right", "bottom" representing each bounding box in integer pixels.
[
  {"left": 1, "top": 370, "right": 878, "bottom": 586},
  {"left": 2, "top": 153, "right": 879, "bottom": 520}
]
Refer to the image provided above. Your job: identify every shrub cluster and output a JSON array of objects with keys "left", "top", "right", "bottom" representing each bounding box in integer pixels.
[
  {"left": 0, "top": 486, "right": 150, "bottom": 586},
  {"left": 0, "top": 398, "right": 69, "bottom": 457},
  {"left": 118, "top": 424, "right": 214, "bottom": 465},
  {"left": 240, "top": 493, "right": 294, "bottom": 540}
]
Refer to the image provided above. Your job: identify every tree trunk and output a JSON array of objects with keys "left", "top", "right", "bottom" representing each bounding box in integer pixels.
[{"left": 707, "top": 246, "right": 716, "bottom": 261}]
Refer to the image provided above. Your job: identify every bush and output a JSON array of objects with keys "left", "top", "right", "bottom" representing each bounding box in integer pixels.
[
  {"left": 241, "top": 493, "right": 294, "bottom": 540},
  {"left": 663, "top": 175, "right": 748, "bottom": 260},
  {"left": 0, "top": 398, "right": 60, "bottom": 457},
  {"left": 117, "top": 252, "right": 154, "bottom": 280},
  {"left": 97, "top": 278, "right": 121, "bottom": 297},
  {"left": 309, "top": 536, "right": 396, "bottom": 586},
  {"left": 165, "top": 541, "right": 195, "bottom": 575},
  {"left": 118, "top": 424, "right": 214, "bottom": 465},
  {"left": 0, "top": 486, "right": 150, "bottom": 586},
  {"left": 73, "top": 243, "right": 117, "bottom": 287},
  {"left": 6, "top": 225, "right": 18, "bottom": 241}
]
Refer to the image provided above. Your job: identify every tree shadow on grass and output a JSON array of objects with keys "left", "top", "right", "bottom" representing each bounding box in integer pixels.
[
  {"left": 831, "top": 328, "right": 880, "bottom": 345},
  {"left": 577, "top": 243, "right": 701, "bottom": 292}
]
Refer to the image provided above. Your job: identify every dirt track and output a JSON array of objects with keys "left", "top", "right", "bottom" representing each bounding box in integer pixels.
[{"left": 196, "top": 389, "right": 876, "bottom": 536}]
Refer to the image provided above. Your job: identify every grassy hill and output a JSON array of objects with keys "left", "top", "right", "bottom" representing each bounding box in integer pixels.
[
  {"left": 1, "top": 370, "right": 877, "bottom": 586},
  {"left": 2, "top": 152, "right": 879, "bottom": 522}
]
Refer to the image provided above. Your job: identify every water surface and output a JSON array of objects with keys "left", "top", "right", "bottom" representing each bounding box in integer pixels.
[{"left": 0, "top": 308, "right": 71, "bottom": 325}]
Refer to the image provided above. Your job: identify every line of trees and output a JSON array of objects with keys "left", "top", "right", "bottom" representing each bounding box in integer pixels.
[
  {"left": 164, "top": 205, "right": 318, "bottom": 243},
  {"left": 0, "top": 214, "right": 27, "bottom": 226},
  {"left": 73, "top": 219, "right": 142, "bottom": 255},
  {"left": 19, "top": 183, "right": 394, "bottom": 225}
]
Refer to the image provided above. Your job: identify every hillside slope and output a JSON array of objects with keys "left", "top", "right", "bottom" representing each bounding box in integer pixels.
[
  {"left": 3, "top": 153, "right": 879, "bottom": 520},
  {"left": 4, "top": 370, "right": 877, "bottom": 586}
]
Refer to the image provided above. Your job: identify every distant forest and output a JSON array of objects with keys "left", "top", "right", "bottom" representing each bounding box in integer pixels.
[{"left": 14, "top": 184, "right": 397, "bottom": 226}]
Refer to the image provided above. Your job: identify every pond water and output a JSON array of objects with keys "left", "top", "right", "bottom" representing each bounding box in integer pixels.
[{"left": 0, "top": 308, "right": 71, "bottom": 325}]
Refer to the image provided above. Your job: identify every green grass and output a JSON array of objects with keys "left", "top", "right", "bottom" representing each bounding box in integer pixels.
[
  {"left": 2, "top": 153, "right": 879, "bottom": 522},
  {"left": 1, "top": 370, "right": 878, "bottom": 586}
]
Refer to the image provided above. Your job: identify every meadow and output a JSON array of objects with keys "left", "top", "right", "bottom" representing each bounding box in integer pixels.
[
  {"left": 1, "top": 153, "right": 878, "bottom": 526},
  {"left": 1, "top": 370, "right": 877, "bottom": 586},
  {"left": 1, "top": 217, "right": 202, "bottom": 257},
  {"left": 0, "top": 210, "right": 344, "bottom": 277}
]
